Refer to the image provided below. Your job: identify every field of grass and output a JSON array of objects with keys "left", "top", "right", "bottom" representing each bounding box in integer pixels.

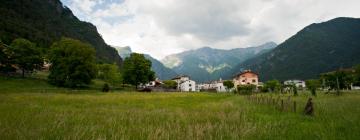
[{"left": 0, "top": 77, "right": 360, "bottom": 139}]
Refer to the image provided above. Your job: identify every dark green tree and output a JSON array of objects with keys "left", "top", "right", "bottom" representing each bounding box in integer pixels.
[
  {"left": 223, "top": 80, "right": 234, "bottom": 92},
  {"left": 0, "top": 41, "right": 15, "bottom": 74},
  {"left": 48, "top": 38, "right": 97, "bottom": 88},
  {"left": 9, "top": 38, "right": 43, "bottom": 77},
  {"left": 293, "top": 84, "right": 298, "bottom": 96},
  {"left": 320, "top": 69, "right": 355, "bottom": 94},
  {"left": 354, "top": 65, "right": 360, "bottom": 86},
  {"left": 163, "top": 80, "right": 177, "bottom": 89},
  {"left": 123, "top": 53, "right": 155, "bottom": 89},
  {"left": 306, "top": 79, "right": 321, "bottom": 96},
  {"left": 265, "top": 80, "right": 281, "bottom": 93},
  {"left": 97, "top": 63, "right": 122, "bottom": 86}
]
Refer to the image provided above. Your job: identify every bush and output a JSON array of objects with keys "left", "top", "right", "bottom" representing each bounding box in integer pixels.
[
  {"left": 237, "top": 85, "right": 257, "bottom": 95},
  {"left": 102, "top": 83, "right": 110, "bottom": 92},
  {"left": 163, "top": 80, "right": 177, "bottom": 89}
]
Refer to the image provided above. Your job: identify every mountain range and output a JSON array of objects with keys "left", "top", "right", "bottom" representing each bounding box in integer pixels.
[
  {"left": 224, "top": 17, "right": 360, "bottom": 81},
  {"left": 116, "top": 47, "right": 177, "bottom": 80},
  {"left": 0, "top": 0, "right": 122, "bottom": 65},
  {"left": 161, "top": 42, "right": 277, "bottom": 82}
]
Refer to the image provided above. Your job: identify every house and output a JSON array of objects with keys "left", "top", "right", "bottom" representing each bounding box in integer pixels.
[
  {"left": 140, "top": 78, "right": 163, "bottom": 88},
  {"left": 197, "top": 78, "right": 226, "bottom": 92},
  {"left": 284, "top": 80, "right": 306, "bottom": 88},
  {"left": 233, "top": 70, "right": 259, "bottom": 87},
  {"left": 172, "top": 75, "right": 196, "bottom": 92}
]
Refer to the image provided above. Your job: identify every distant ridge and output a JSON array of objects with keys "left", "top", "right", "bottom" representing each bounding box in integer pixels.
[
  {"left": 161, "top": 42, "right": 277, "bottom": 82},
  {"left": 226, "top": 17, "right": 360, "bottom": 81}
]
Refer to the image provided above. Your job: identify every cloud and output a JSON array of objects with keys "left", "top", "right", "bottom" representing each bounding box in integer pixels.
[{"left": 61, "top": 0, "right": 360, "bottom": 59}]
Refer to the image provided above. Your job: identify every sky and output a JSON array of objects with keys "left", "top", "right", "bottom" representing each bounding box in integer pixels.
[{"left": 61, "top": 0, "right": 360, "bottom": 60}]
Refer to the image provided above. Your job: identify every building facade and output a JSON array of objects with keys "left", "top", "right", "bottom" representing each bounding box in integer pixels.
[
  {"left": 284, "top": 80, "right": 306, "bottom": 88},
  {"left": 172, "top": 75, "right": 196, "bottom": 92},
  {"left": 233, "top": 70, "right": 259, "bottom": 88}
]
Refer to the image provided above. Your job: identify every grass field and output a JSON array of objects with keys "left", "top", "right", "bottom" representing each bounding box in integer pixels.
[{"left": 0, "top": 77, "right": 360, "bottom": 139}]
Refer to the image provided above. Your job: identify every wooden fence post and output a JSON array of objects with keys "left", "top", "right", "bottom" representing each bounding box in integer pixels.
[
  {"left": 281, "top": 99, "right": 284, "bottom": 111},
  {"left": 293, "top": 101, "right": 297, "bottom": 112}
]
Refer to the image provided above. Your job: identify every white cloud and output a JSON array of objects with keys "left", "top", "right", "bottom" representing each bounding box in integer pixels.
[{"left": 61, "top": 0, "right": 360, "bottom": 59}]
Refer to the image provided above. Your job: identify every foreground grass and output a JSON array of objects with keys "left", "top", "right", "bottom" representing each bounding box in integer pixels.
[{"left": 0, "top": 77, "right": 359, "bottom": 139}]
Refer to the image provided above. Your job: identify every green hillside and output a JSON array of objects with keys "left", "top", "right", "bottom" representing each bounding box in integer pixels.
[
  {"left": 0, "top": 0, "right": 122, "bottom": 65},
  {"left": 228, "top": 17, "right": 360, "bottom": 81}
]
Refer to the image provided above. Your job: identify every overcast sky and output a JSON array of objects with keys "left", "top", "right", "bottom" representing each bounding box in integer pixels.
[{"left": 61, "top": 0, "right": 360, "bottom": 59}]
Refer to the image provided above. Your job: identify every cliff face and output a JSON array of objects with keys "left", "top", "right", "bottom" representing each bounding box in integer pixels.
[{"left": 0, "top": 0, "right": 123, "bottom": 65}]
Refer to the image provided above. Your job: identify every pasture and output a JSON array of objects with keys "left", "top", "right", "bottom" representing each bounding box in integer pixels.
[{"left": 0, "top": 77, "right": 359, "bottom": 139}]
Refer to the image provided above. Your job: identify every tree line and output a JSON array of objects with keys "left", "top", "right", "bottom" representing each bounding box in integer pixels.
[{"left": 0, "top": 38, "right": 155, "bottom": 89}]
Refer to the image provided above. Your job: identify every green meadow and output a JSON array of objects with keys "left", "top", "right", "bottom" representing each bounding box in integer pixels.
[{"left": 0, "top": 77, "right": 359, "bottom": 140}]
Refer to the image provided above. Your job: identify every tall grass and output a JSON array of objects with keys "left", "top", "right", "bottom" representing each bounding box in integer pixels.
[{"left": 0, "top": 77, "right": 359, "bottom": 139}]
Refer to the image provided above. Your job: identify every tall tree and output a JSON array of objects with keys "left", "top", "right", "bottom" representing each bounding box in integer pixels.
[
  {"left": 9, "top": 38, "right": 43, "bottom": 77},
  {"left": 123, "top": 53, "right": 155, "bottom": 88},
  {"left": 306, "top": 79, "right": 321, "bottom": 96},
  {"left": 223, "top": 80, "right": 234, "bottom": 92},
  {"left": 0, "top": 42, "right": 14, "bottom": 74},
  {"left": 48, "top": 38, "right": 97, "bottom": 88},
  {"left": 265, "top": 80, "right": 281, "bottom": 93},
  {"left": 97, "top": 63, "right": 122, "bottom": 86}
]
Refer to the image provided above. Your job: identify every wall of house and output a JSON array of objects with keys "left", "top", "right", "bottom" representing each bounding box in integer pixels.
[
  {"left": 180, "top": 80, "right": 196, "bottom": 92},
  {"left": 233, "top": 72, "right": 259, "bottom": 87}
]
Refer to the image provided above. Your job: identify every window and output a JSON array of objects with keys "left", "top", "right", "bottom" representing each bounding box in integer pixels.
[
  {"left": 252, "top": 79, "right": 256, "bottom": 83},
  {"left": 242, "top": 80, "right": 246, "bottom": 82},
  {"left": 189, "top": 84, "right": 192, "bottom": 87}
]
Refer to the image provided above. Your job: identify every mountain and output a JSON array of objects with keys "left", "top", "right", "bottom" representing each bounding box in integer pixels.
[
  {"left": 116, "top": 47, "right": 177, "bottom": 80},
  {"left": 0, "top": 0, "right": 122, "bottom": 65},
  {"left": 162, "top": 42, "right": 277, "bottom": 82},
  {"left": 116, "top": 46, "right": 132, "bottom": 58},
  {"left": 227, "top": 17, "right": 360, "bottom": 81}
]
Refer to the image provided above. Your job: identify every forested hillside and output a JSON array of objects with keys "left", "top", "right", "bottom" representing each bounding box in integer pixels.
[
  {"left": 0, "top": 0, "right": 122, "bottom": 65},
  {"left": 227, "top": 17, "right": 360, "bottom": 81}
]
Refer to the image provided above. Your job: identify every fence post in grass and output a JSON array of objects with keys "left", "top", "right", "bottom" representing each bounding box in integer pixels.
[
  {"left": 304, "top": 98, "right": 314, "bottom": 116},
  {"left": 281, "top": 99, "right": 284, "bottom": 112},
  {"left": 293, "top": 101, "right": 297, "bottom": 112}
]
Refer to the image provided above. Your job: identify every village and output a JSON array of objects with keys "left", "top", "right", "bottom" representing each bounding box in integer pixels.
[{"left": 141, "top": 70, "right": 313, "bottom": 92}]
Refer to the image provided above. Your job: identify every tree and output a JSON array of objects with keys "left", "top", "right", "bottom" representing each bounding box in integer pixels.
[
  {"left": 354, "top": 65, "right": 360, "bottom": 86},
  {"left": 292, "top": 84, "right": 298, "bottom": 96},
  {"left": 0, "top": 41, "right": 16, "bottom": 74},
  {"left": 97, "top": 63, "right": 122, "bottom": 86},
  {"left": 223, "top": 80, "right": 234, "bottom": 92},
  {"left": 163, "top": 80, "right": 177, "bottom": 89},
  {"left": 306, "top": 79, "right": 321, "bottom": 96},
  {"left": 265, "top": 80, "right": 281, "bottom": 93},
  {"left": 48, "top": 38, "right": 97, "bottom": 88},
  {"left": 122, "top": 53, "right": 155, "bottom": 88},
  {"left": 8, "top": 38, "right": 43, "bottom": 77},
  {"left": 320, "top": 69, "right": 355, "bottom": 94}
]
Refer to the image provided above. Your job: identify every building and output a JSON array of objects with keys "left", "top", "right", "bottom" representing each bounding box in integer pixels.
[
  {"left": 172, "top": 75, "right": 196, "bottom": 92},
  {"left": 284, "top": 80, "right": 306, "bottom": 88},
  {"left": 197, "top": 78, "right": 227, "bottom": 92},
  {"left": 233, "top": 70, "right": 259, "bottom": 87}
]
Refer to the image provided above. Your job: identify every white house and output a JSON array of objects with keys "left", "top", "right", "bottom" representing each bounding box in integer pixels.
[
  {"left": 197, "top": 78, "right": 227, "bottom": 92},
  {"left": 172, "top": 75, "right": 196, "bottom": 92},
  {"left": 284, "top": 80, "right": 306, "bottom": 88}
]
